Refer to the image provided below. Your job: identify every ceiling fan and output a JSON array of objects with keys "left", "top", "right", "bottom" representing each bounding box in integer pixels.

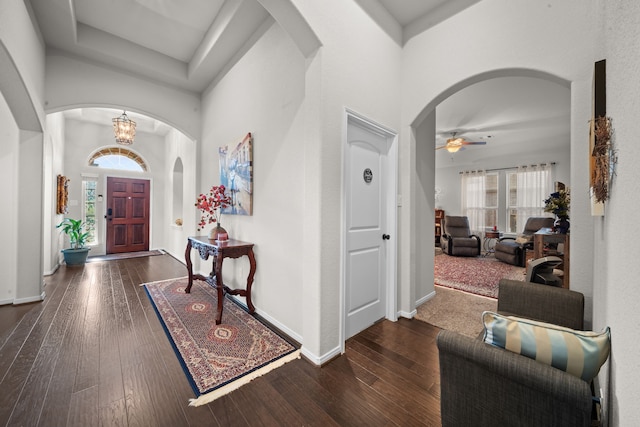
[{"left": 436, "top": 133, "right": 487, "bottom": 153}]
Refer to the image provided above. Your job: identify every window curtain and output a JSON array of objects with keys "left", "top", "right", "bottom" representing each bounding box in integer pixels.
[
  {"left": 461, "top": 170, "right": 486, "bottom": 235},
  {"left": 515, "top": 164, "right": 553, "bottom": 231}
]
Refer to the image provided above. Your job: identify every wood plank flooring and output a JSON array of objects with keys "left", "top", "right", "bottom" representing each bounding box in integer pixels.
[{"left": 0, "top": 254, "right": 442, "bottom": 426}]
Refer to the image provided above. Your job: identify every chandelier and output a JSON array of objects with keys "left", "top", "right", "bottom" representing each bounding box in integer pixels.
[{"left": 112, "top": 111, "right": 136, "bottom": 145}]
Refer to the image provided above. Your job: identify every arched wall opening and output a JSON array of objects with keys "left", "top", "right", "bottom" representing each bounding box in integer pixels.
[
  {"left": 172, "top": 158, "right": 184, "bottom": 225},
  {"left": 410, "top": 68, "right": 572, "bottom": 308},
  {"left": 43, "top": 106, "right": 197, "bottom": 263}
]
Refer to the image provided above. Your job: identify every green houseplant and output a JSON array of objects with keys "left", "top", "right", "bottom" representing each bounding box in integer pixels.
[{"left": 57, "top": 218, "right": 91, "bottom": 265}]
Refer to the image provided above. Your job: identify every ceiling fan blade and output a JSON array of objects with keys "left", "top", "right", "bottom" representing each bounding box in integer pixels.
[
  {"left": 461, "top": 141, "right": 487, "bottom": 145},
  {"left": 435, "top": 145, "right": 448, "bottom": 150}
]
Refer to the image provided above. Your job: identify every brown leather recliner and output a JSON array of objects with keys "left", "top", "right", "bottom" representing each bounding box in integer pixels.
[
  {"left": 441, "top": 216, "right": 481, "bottom": 257},
  {"left": 494, "top": 217, "right": 554, "bottom": 266}
]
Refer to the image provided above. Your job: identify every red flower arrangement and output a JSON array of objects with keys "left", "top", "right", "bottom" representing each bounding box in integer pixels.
[{"left": 195, "top": 185, "right": 232, "bottom": 231}]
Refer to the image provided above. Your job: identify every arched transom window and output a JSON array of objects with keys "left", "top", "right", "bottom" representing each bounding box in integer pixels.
[{"left": 88, "top": 147, "right": 148, "bottom": 172}]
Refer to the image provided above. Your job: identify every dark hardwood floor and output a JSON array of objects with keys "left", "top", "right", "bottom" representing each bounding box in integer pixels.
[{"left": 0, "top": 254, "right": 442, "bottom": 426}]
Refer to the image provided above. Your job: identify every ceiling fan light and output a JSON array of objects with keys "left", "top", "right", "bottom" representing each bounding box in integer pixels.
[
  {"left": 446, "top": 145, "right": 462, "bottom": 153},
  {"left": 113, "top": 111, "right": 136, "bottom": 145}
]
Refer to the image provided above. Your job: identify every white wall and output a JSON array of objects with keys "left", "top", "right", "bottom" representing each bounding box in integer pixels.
[
  {"left": 600, "top": 2, "right": 640, "bottom": 425},
  {"left": 200, "top": 20, "right": 308, "bottom": 345},
  {"left": 415, "top": 112, "right": 436, "bottom": 304},
  {"left": 44, "top": 52, "right": 201, "bottom": 141},
  {"left": 0, "top": 0, "right": 46, "bottom": 305},
  {"left": 0, "top": 0, "right": 45, "bottom": 131},
  {"left": 163, "top": 128, "right": 197, "bottom": 260},
  {"left": 292, "top": 0, "right": 403, "bottom": 359},
  {"left": 43, "top": 112, "right": 66, "bottom": 274},
  {"left": 61, "top": 118, "right": 168, "bottom": 257},
  {"left": 0, "top": 91, "right": 19, "bottom": 305},
  {"left": 200, "top": 0, "right": 402, "bottom": 361}
]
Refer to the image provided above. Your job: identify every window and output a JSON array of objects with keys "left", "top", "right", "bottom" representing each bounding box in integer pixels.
[
  {"left": 83, "top": 177, "right": 98, "bottom": 245},
  {"left": 507, "top": 172, "right": 518, "bottom": 233},
  {"left": 507, "top": 165, "right": 553, "bottom": 233},
  {"left": 461, "top": 170, "right": 497, "bottom": 234},
  {"left": 485, "top": 173, "right": 498, "bottom": 229},
  {"left": 88, "top": 147, "right": 147, "bottom": 172},
  {"left": 462, "top": 164, "right": 553, "bottom": 234}
]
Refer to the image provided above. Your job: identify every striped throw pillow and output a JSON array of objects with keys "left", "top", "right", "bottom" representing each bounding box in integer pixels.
[{"left": 482, "top": 311, "right": 611, "bottom": 382}]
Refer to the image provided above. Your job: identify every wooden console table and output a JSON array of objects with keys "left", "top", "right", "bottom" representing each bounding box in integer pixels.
[
  {"left": 533, "top": 228, "right": 569, "bottom": 288},
  {"left": 185, "top": 236, "right": 256, "bottom": 324}
]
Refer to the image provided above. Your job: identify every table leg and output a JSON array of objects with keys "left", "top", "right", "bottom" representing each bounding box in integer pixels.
[
  {"left": 185, "top": 239, "right": 194, "bottom": 293},
  {"left": 245, "top": 248, "right": 256, "bottom": 313},
  {"left": 214, "top": 252, "right": 224, "bottom": 325}
]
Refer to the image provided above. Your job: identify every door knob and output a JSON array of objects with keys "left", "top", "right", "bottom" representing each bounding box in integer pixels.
[{"left": 382, "top": 234, "right": 390, "bottom": 240}]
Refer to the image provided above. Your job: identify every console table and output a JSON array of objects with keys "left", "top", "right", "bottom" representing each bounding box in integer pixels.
[{"left": 185, "top": 236, "right": 256, "bottom": 324}]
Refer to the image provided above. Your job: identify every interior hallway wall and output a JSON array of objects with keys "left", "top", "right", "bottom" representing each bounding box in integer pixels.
[
  {"left": 0, "top": 0, "right": 46, "bottom": 305},
  {"left": 599, "top": 1, "right": 640, "bottom": 424},
  {"left": 199, "top": 20, "right": 307, "bottom": 346},
  {"left": 0, "top": 92, "right": 19, "bottom": 304}
]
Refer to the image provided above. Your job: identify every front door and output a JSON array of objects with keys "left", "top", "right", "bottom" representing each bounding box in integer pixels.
[
  {"left": 345, "top": 112, "right": 397, "bottom": 339},
  {"left": 106, "top": 177, "right": 150, "bottom": 254}
]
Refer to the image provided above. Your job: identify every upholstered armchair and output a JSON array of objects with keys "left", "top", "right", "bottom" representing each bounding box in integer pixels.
[
  {"left": 437, "top": 280, "right": 595, "bottom": 427},
  {"left": 441, "top": 216, "right": 481, "bottom": 257},
  {"left": 494, "top": 217, "right": 554, "bottom": 266}
]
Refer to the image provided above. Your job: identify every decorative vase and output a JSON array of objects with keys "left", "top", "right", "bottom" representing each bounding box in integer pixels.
[
  {"left": 554, "top": 217, "right": 570, "bottom": 234},
  {"left": 208, "top": 223, "right": 228, "bottom": 240}
]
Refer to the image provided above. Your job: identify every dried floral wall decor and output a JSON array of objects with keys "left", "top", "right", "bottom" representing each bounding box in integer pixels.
[
  {"left": 590, "top": 116, "right": 616, "bottom": 204},
  {"left": 56, "top": 174, "right": 70, "bottom": 214}
]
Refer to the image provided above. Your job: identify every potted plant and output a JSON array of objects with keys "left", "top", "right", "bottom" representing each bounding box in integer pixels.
[
  {"left": 57, "top": 218, "right": 91, "bottom": 265},
  {"left": 544, "top": 189, "right": 571, "bottom": 234}
]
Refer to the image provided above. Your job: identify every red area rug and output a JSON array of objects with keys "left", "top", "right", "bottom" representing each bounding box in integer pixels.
[
  {"left": 144, "top": 277, "right": 300, "bottom": 406},
  {"left": 434, "top": 254, "right": 525, "bottom": 298}
]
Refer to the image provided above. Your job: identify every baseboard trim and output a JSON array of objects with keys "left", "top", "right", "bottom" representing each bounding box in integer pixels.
[
  {"left": 416, "top": 290, "right": 436, "bottom": 307},
  {"left": 301, "top": 345, "right": 342, "bottom": 366},
  {"left": 233, "top": 296, "right": 303, "bottom": 345},
  {"left": 398, "top": 309, "right": 417, "bottom": 319},
  {"left": 44, "top": 263, "right": 60, "bottom": 276},
  {"left": 13, "top": 291, "right": 46, "bottom": 305}
]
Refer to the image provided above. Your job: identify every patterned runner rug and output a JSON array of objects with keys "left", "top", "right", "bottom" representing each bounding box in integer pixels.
[
  {"left": 144, "top": 277, "right": 300, "bottom": 406},
  {"left": 434, "top": 253, "right": 525, "bottom": 298}
]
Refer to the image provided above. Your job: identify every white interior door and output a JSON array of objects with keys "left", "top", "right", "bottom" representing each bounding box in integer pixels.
[{"left": 344, "top": 112, "right": 396, "bottom": 339}]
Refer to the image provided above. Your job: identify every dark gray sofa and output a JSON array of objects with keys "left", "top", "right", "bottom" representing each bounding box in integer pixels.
[{"left": 437, "top": 279, "right": 593, "bottom": 427}]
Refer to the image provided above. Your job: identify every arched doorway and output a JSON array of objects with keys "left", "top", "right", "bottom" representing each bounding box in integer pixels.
[{"left": 411, "top": 70, "right": 571, "bottom": 324}]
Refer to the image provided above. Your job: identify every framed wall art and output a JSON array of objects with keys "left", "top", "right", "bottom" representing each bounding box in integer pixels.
[
  {"left": 219, "top": 132, "right": 253, "bottom": 216},
  {"left": 56, "top": 174, "right": 69, "bottom": 214}
]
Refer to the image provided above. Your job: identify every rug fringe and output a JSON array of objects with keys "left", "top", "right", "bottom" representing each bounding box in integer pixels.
[{"left": 188, "top": 349, "right": 301, "bottom": 407}]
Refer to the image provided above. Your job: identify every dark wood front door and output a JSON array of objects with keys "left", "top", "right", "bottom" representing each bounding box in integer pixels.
[{"left": 106, "top": 177, "right": 150, "bottom": 254}]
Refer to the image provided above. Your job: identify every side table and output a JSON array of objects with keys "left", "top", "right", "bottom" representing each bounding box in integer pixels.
[
  {"left": 185, "top": 236, "right": 256, "bottom": 325},
  {"left": 483, "top": 230, "right": 501, "bottom": 256}
]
